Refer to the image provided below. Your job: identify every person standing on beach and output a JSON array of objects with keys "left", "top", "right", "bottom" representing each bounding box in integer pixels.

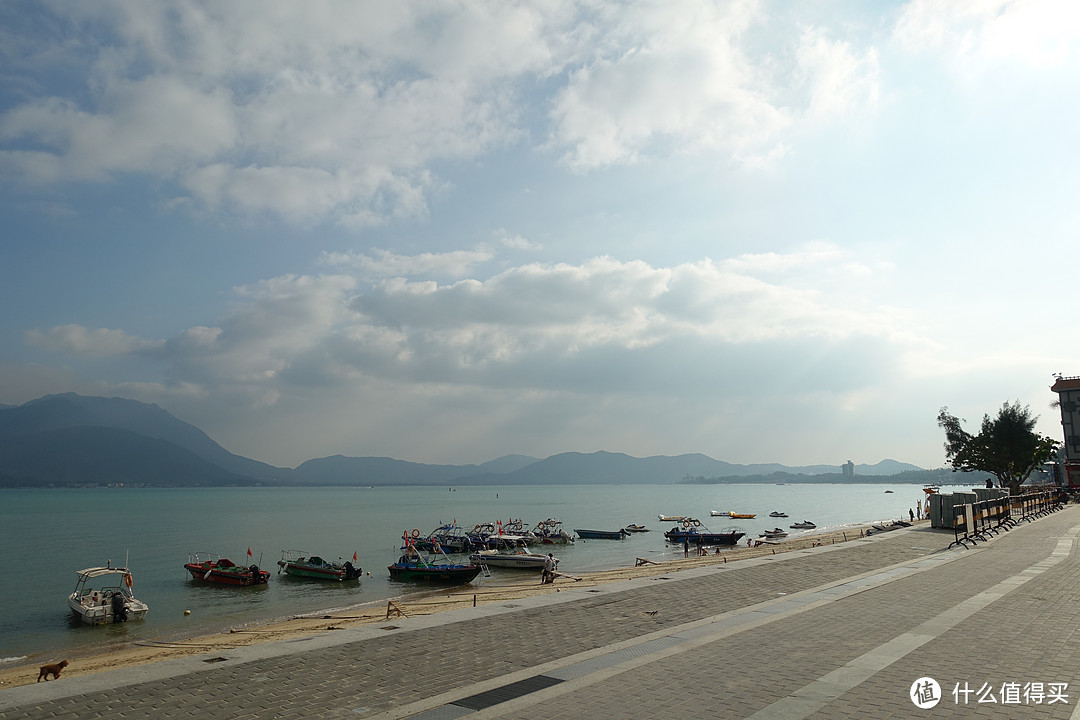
[
  {"left": 909, "top": 508, "right": 915, "bottom": 522},
  {"left": 542, "top": 553, "right": 557, "bottom": 583},
  {"left": 683, "top": 537, "right": 689, "bottom": 557}
]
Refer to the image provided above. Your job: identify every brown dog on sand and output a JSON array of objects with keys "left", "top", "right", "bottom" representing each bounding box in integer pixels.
[{"left": 37, "top": 660, "right": 68, "bottom": 682}]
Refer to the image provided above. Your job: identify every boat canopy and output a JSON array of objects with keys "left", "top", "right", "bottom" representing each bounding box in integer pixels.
[{"left": 74, "top": 566, "right": 133, "bottom": 579}]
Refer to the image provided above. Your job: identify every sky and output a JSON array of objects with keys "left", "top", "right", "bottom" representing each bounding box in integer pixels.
[{"left": 1, "top": 0, "right": 1077, "bottom": 471}]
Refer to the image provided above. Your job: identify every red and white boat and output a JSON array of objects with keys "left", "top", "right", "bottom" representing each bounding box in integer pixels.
[{"left": 184, "top": 552, "right": 270, "bottom": 586}]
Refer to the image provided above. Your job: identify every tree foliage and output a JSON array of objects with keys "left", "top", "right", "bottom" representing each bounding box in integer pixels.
[{"left": 937, "top": 401, "right": 1059, "bottom": 493}]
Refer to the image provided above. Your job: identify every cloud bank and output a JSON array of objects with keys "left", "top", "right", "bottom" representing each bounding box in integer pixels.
[{"left": 1, "top": 1, "right": 881, "bottom": 224}]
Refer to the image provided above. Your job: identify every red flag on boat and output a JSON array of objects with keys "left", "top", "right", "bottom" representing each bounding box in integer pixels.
[
  {"left": 353, "top": 551, "right": 358, "bottom": 562},
  {"left": 247, "top": 547, "right": 252, "bottom": 558}
]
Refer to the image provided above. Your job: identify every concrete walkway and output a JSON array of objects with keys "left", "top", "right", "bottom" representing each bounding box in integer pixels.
[{"left": 4, "top": 505, "right": 1080, "bottom": 719}]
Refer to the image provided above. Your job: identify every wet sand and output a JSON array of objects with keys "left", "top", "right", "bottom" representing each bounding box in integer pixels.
[{"left": 0, "top": 524, "right": 884, "bottom": 690}]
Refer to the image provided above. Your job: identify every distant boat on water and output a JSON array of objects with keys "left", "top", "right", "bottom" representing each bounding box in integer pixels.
[{"left": 574, "top": 528, "right": 629, "bottom": 540}]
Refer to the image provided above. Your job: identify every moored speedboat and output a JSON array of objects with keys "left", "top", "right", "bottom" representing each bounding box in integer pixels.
[
  {"left": 185, "top": 552, "right": 270, "bottom": 586},
  {"left": 790, "top": 520, "right": 817, "bottom": 529},
  {"left": 664, "top": 520, "right": 745, "bottom": 546},
  {"left": 465, "top": 521, "right": 534, "bottom": 549},
  {"left": 277, "top": 550, "right": 362, "bottom": 581},
  {"left": 533, "top": 518, "right": 575, "bottom": 544},
  {"left": 415, "top": 523, "right": 474, "bottom": 554},
  {"left": 769, "top": 511, "right": 788, "bottom": 518},
  {"left": 68, "top": 562, "right": 149, "bottom": 625},
  {"left": 388, "top": 541, "right": 482, "bottom": 584},
  {"left": 623, "top": 524, "right": 650, "bottom": 533},
  {"left": 658, "top": 514, "right": 688, "bottom": 522},
  {"left": 470, "top": 542, "right": 551, "bottom": 569}
]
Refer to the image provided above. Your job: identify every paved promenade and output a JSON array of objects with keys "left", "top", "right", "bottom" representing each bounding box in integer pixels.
[{"left": 5, "top": 505, "right": 1080, "bottom": 719}]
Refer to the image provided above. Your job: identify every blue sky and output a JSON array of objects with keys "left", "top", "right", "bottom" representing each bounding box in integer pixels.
[{"left": 1, "top": 1, "right": 1077, "bottom": 469}]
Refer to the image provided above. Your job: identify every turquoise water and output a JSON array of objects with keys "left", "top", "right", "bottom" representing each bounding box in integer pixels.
[{"left": 0, "top": 483, "right": 952, "bottom": 664}]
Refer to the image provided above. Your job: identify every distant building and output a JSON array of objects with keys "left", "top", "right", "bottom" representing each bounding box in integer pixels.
[
  {"left": 842, "top": 460, "right": 855, "bottom": 477},
  {"left": 1051, "top": 375, "right": 1080, "bottom": 486}
]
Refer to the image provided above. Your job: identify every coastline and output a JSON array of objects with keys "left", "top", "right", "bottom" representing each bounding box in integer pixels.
[{"left": 0, "top": 522, "right": 888, "bottom": 690}]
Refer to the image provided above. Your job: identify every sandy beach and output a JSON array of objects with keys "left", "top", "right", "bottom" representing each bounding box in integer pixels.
[{"left": 0, "top": 524, "right": 883, "bottom": 690}]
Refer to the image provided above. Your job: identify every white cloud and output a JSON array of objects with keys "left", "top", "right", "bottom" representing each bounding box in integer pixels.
[
  {"left": 0, "top": 2, "right": 545, "bottom": 222},
  {"left": 25, "top": 249, "right": 925, "bottom": 409},
  {"left": 895, "top": 0, "right": 1080, "bottom": 69},
  {"left": 792, "top": 28, "right": 880, "bottom": 120},
  {"left": 321, "top": 248, "right": 496, "bottom": 280},
  {"left": 494, "top": 229, "right": 542, "bottom": 251},
  {"left": 0, "top": 1, "right": 886, "bottom": 221},
  {"left": 25, "top": 324, "right": 163, "bottom": 357},
  {"left": 0, "top": 77, "right": 237, "bottom": 182},
  {"left": 722, "top": 241, "right": 848, "bottom": 275},
  {"left": 546, "top": 1, "right": 880, "bottom": 170}
]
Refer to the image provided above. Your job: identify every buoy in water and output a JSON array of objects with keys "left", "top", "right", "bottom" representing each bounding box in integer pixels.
[{"left": 184, "top": 610, "right": 191, "bottom": 616}]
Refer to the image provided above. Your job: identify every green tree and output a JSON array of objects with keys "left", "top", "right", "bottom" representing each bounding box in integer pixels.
[{"left": 937, "top": 401, "right": 1060, "bottom": 493}]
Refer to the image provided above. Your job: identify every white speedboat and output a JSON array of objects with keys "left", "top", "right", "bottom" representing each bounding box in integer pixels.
[
  {"left": 68, "top": 563, "right": 149, "bottom": 625},
  {"left": 469, "top": 544, "right": 552, "bottom": 569}
]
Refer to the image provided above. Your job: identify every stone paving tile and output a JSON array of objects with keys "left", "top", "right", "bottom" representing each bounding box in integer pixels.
[
  {"left": 487, "top": 510, "right": 1080, "bottom": 720},
  {"left": 4, "top": 511, "right": 1075, "bottom": 720}
]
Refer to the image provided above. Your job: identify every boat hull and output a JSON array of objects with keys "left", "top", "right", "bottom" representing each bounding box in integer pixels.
[
  {"left": 68, "top": 565, "right": 149, "bottom": 625},
  {"left": 184, "top": 562, "right": 270, "bottom": 586},
  {"left": 68, "top": 596, "right": 149, "bottom": 625},
  {"left": 279, "top": 561, "right": 361, "bottom": 581},
  {"left": 664, "top": 529, "right": 745, "bottom": 545},
  {"left": 470, "top": 552, "right": 547, "bottom": 569},
  {"left": 574, "top": 529, "right": 628, "bottom": 539},
  {"left": 387, "top": 563, "right": 482, "bottom": 583}
]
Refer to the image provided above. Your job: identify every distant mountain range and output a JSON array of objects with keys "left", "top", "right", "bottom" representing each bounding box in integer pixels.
[{"left": 0, "top": 393, "right": 926, "bottom": 488}]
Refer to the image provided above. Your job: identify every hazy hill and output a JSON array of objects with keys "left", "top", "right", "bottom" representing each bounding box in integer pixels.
[
  {"left": 0, "top": 426, "right": 260, "bottom": 487},
  {"left": 429, "top": 452, "right": 923, "bottom": 486},
  {"left": 0, "top": 393, "right": 286, "bottom": 482},
  {"left": 0, "top": 393, "right": 926, "bottom": 488},
  {"left": 294, "top": 455, "right": 481, "bottom": 486},
  {"left": 476, "top": 454, "right": 539, "bottom": 474}
]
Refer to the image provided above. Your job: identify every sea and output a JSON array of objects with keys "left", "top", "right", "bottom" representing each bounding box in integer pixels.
[{"left": 0, "top": 483, "right": 962, "bottom": 666}]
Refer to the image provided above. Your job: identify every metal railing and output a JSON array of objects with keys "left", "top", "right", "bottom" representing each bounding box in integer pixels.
[{"left": 948, "top": 489, "right": 1059, "bottom": 549}]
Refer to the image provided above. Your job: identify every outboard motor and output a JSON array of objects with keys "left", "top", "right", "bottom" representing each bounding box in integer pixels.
[
  {"left": 249, "top": 565, "right": 261, "bottom": 582},
  {"left": 343, "top": 561, "right": 360, "bottom": 580},
  {"left": 111, "top": 592, "right": 128, "bottom": 622}
]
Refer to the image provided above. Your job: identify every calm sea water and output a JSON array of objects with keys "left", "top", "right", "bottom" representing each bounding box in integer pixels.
[{"left": 0, "top": 483, "right": 959, "bottom": 664}]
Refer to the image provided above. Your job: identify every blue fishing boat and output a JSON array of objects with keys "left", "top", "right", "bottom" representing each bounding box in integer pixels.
[{"left": 388, "top": 540, "right": 482, "bottom": 584}]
